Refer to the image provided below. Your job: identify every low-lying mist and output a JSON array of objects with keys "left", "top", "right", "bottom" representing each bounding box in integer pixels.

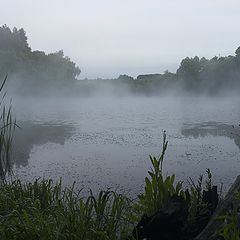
[
  {"left": 9, "top": 95, "right": 240, "bottom": 194},
  {"left": 5, "top": 74, "right": 240, "bottom": 100},
  {"left": 2, "top": 25, "right": 240, "bottom": 99},
  {"left": 2, "top": 24, "right": 240, "bottom": 193}
]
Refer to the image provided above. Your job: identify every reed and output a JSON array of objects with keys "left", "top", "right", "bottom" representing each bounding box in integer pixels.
[{"left": 0, "top": 76, "right": 16, "bottom": 182}]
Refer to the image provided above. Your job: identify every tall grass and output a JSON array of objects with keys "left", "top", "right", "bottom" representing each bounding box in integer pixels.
[
  {"left": 0, "top": 76, "right": 16, "bottom": 182},
  {"left": 0, "top": 179, "right": 135, "bottom": 240}
]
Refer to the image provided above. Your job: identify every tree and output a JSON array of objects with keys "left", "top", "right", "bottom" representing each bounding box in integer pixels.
[
  {"left": 0, "top": 25, "right": 81, "bottom": 95},
  {"left": 235, "top": 46, "right": 240, "bottom": 58}
]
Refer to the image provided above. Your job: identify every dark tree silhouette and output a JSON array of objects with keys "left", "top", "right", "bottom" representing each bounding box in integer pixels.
[{"left": 0, "top": 25, "right": 80, "bottom": 95}]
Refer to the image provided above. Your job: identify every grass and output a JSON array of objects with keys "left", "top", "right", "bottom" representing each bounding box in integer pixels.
[{"left": 0, "top": 179, "right": 135, "bottom": 240}]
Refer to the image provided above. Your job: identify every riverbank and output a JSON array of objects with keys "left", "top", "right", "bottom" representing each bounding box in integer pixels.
[{"left": 1, "top": 134, "right": 235, "bottom": 240}]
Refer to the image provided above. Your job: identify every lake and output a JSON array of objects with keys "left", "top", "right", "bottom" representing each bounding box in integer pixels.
[{"left": 11, "top": 96, "right": 240, "bottom": 195}]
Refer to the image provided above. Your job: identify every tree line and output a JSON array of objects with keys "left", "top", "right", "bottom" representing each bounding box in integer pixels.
[
  {"left": 76, "top": 48, "right": 240, "bottom": 96},
  {"left": 0, "top": 24, "right": 239, "bottom": 96}
]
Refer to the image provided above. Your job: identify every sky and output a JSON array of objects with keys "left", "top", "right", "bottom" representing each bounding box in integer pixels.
[{"left": 1, "top": 0, "right": 240, "bottom": 79}]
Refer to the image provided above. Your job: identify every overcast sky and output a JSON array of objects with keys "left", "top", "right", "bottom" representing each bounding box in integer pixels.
[{"left": 1, "top": 0, "right": 240, "bottom": 78}]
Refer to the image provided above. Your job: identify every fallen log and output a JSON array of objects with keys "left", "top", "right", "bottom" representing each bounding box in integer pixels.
[
  {"left": 129, "top": 187, "right": 219, "bottom": 240},
  {"left": 130, "top": 195, "right": 189, "bottom": 240},
  {"left": 194, "top": 175, "right": 240, "bottom": 240}
]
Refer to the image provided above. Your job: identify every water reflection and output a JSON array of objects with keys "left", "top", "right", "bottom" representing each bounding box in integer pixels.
[
  {"left": 181, "top": 121, "right": 240, "bottom": 149},
  {"left": 12, "top": 121, "right": 76, "bottom": 167}
]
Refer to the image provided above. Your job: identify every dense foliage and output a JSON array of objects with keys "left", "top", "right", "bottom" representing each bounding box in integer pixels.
[
  {"left": 0, "top": 25, "right": 80, "bottom": 95},
  {"left": 176, "top": 50, "right": 240, "bottom": 94}
]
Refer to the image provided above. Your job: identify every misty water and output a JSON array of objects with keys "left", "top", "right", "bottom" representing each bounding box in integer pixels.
[{"left": 11, "top": 97, "right": 240, "bottom": 195}]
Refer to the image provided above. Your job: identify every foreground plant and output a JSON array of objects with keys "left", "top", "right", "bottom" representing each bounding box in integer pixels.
[
  {"left": 0, "top": 179, "right": 134, "bottom": 240},
  {"left": 136, "top": 131, "right": 186, "bottom": 216},
  {"left": 219, "top": 192, "right": 240, "bottom": 240},
  {"left": 130, "top": 132, "right": 220, "bottom": 240},
  {"left": 0, "top": 76, "right": 16, "bottom": 182},
  {"left": 0, "top": 124, "right": 223, "bottom": 240}
]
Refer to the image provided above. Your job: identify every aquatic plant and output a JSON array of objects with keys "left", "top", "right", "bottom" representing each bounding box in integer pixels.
[
  {"left": 188, "top": 168, "right": 217, "bottom": 220},
  {"left": 0, "top": 76, "right": 16, "bottom": 182},
  {"left": 136, "top": 131, "right": 186, "bottom": 216}
]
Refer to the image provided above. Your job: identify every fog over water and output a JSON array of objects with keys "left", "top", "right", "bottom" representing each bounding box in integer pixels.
[
  {"left": 10, "top": 96, "right": 240, "bottom": 195},
  {"left": 2, "top": 1, "right": 240, "bottom": 196}
]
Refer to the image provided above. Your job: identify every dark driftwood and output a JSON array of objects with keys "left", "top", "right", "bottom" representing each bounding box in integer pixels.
[
  {"left": 131, "top": 195, "right": 189, "bottom": 240},
  {"left": 129, "top": 188, "right": 219, "bottom": 240},
  {"left": 194, "top": 175, "right": 240, "bottom": 240}
]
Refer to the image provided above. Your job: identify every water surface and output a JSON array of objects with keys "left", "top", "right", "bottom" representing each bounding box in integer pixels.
[{"left": 12, "top": 97, "right": 240, "bottom": 195}]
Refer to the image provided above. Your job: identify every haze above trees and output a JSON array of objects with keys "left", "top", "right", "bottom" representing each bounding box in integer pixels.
[{"left": 0, "top": 25, "right": 240, "bottom": 96}]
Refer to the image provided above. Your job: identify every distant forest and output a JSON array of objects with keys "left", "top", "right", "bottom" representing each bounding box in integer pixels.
[
  {"left": 1, "top": 25, "right": 240, "bottom": 96},
  {"left": 0, "top": 25, "right": 80, "bottom": 95}
]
